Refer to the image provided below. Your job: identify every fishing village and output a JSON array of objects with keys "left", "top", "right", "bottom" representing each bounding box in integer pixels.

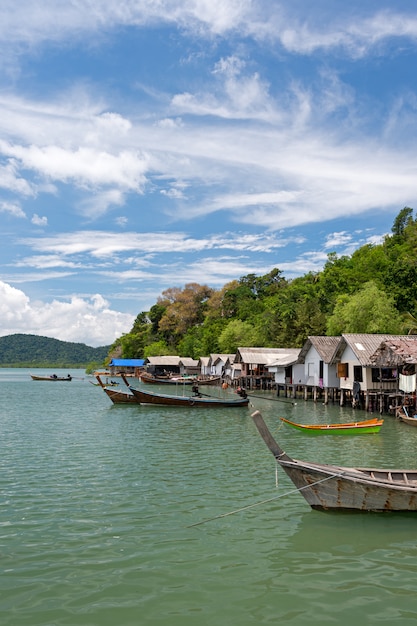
[
  {"left": 4, "top": 2, "right": 417, "bottom": 624},
  {"left": 93, "top": 333, "right": 417, "bottom": 419}
]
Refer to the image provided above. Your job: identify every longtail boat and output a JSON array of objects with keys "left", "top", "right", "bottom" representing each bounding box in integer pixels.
[
  {"left": 251, "top": 410, "right": 417, "bottom": 512},
  {"left": 280, "top": 416, "right": 383, "bottom": 435},
  {"left": 31, "top": 374, "right": 72, "bottom": 381},
  {"left": 396, "top": 406, "right": 417, "bottom": 427},
  {"left": 127, "top": 382, "right": 249, "bottom": 408},
  {"left": 95, "top": 375, "right": 138, "bottom": 404},
  {"left": 197, "top": 376, "right": 222, "bottom": 386},
  {"left": 140, "top": 372, "right": 196, "bottom": 385}
]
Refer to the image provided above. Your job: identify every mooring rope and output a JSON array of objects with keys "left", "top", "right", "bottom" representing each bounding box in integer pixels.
[
  {"left": 246, "top": 392, "right": 297, "bottom": 405},
  {"left": 187, "top": 471, "right": 345, "bottom": 527}
]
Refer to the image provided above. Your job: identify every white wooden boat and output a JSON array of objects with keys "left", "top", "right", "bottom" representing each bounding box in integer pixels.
[{"left": 251, "top": 410, "right": 417, "bottom": 512}]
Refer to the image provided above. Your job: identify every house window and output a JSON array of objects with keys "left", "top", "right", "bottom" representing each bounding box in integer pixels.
[
  {"left": 337, "top": 363, "right": 349, "bottom": 378},
  {"left": 353, "top": 366, "right": 363, "bottom": 383},
  {"left": 371, "top": 368, "right": 396, "bottom": 382}
]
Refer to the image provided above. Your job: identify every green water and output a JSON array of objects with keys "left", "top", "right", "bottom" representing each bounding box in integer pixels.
[{"left": 1, "top": 369, "right": 417, "bottom": 625}]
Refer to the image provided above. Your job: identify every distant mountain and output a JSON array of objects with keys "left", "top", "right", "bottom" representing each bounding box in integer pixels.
[{"left": 0, "top": 334, "right": 110, "bottom": 367}]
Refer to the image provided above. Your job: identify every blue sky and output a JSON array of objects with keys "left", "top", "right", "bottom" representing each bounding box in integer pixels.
[{"left": 1, "top": 1, "right": 416, "bottom": 346}]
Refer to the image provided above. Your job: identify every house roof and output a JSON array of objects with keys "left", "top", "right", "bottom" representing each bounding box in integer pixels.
[
  {"left": 145, "top": 356, "right": 181, "bottom": 366},
  {"left": 298, "top": 336, "right": 341, "bottom": 364},
  {"left": 179, "top": 357, "right": 199, "bottom": 367},
  {"left": 109, "top": 358, "right": 145, "bottom": 367},
  {"left": 235, "top": 347, "right": 298, "bottom": 365},
  {"left": 208, "top": 353, "right": 235, "bottom": 365},
  {"left": 333, "top": 334, "right": 409, "bottom": 366},
  {"left": 369, "top": 336, "right": 417, "bottom": 366},
  {"left": 267, "top": 349, "right": 301, "bottom": 367},
  {"left": 199, "top": 356, "right": 210, "bottom": 366}
]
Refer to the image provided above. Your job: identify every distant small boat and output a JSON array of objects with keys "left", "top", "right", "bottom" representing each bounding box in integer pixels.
[
  {"left": 89, "top": 375, "right": 119, "bottom": 387},
  {"left": 31, "top": 374, "right": 72, "bottom": 381},
  {"left": 251, "top": 410, "right": 417, "bottom": 512},
  {"left": 280, "top": 416, "right": 383, "bottom": 435}
]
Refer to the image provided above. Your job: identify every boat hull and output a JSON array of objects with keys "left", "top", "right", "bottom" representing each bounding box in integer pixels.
[
  {"left": 129, "top": 386, "right": 249, "bottom": 407},
  {"left": 31, "top": 375, "right": 72, "bottom": 381},
  {"left": 103, "top": 387, "right": 139, "bottom": 404},
  {"left": 280, "top": 417, "right": 383, "bottom": 435},
  {"left": 140, "top": 372, "right": 195, "bottom": 385},
  {"left": 281, "top": 460, "right": 417, "bottom": 511}
]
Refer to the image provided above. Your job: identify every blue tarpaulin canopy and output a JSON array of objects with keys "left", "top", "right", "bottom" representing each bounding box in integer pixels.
[{"left": 108, "top": 359, "right": 145, "bottom": 367}]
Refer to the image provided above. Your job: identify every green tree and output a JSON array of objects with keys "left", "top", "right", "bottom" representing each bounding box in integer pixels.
[
  {"left": 391, "top": 206, "right": 414, "bottom": 237},
  {"left": 218, "top": 319, "right": 258, "bottom": 353},
  {"left": 326, "top": 281, "right": 404, "bottom": 335},
  {"left": 143, "top": 341, "right": 174, "bottom": 357}
]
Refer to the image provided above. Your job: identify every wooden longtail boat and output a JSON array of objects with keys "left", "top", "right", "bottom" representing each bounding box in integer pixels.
[
  {"left": 95, "top": 375, "right": 138, "bottom": 404},
  {"left": 251, "top": 410, "right": 417, "bottom": 512},
  {"left": 396, "top": 406, "right": 417, "bottom": 427},
  {"left": 127, "top": 383, "right": 249, "bottom": 407},
  {"left": 280, "top": 416, "right": 383, "bottom": 435},
  {"left": 197, "top": 376, "right": 222, "bottom": 386},
  {"left": 31, "top": 374, "right": 72, "bottom": 381},
  {"left": 140, "top": 372, "right": 196, "bottom": 385}
]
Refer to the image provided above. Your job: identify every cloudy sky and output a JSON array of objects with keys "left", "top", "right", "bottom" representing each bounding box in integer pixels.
[{"left": 1, "top": 1, "right": 416, "bottom": 346}]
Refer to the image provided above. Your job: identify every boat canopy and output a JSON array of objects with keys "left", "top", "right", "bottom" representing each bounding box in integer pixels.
[{"left": 108, "top": 358, "right": 145, "bottom": 367}]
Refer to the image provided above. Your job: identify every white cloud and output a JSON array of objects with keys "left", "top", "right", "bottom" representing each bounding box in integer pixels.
[
  {"left": 0, "top": 142, "right": 150, "bottom": 191},
  {"left": 324, "top": 232, "right": 353, "bottom": 249},
  {"left": 0, "top": 200, "right": 26, "bottom": 218},
  {"left": 0, "top": 280, "right": 134, "bottom": 346},
  {"left": 31, "top": 214, "right": 48, "bottom": 226},
  {"left": 1, "top": 2, "right": 417, "bottom": 63},
  {"left": 20, "top": 230, "right": 294, "bottom": 260},
  {"left": 0, "top": 160, "right": 35, "bottom": 196},
  {"left": 172, "top": 56, "right": 279, "bottom": 122}
]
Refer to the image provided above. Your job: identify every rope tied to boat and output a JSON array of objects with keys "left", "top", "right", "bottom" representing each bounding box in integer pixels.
[{"left": 187, "top": 471, "right": 345, "bottom": 527}]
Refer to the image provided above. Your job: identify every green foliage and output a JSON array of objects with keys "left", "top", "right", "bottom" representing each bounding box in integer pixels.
[
  {"left": 391, "top": 206, "right": 414, "bottom": 237},
  {"left": 111, "top": 207, "right": 417, "bottom": 358},
  {"left": 0, "top": 334, "right": 109, "bottom": 367},
  {"left": 218, "top": 320, "right": 258, "bottom": 353},
  {"left": 326, "top": 281, "right": 404, "bottom": 335},
  {"left": 143, "top": 341, "right": 174, "bottom": 357}
]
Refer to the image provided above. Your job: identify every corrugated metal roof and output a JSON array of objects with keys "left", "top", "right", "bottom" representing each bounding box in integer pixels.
[
  {"left": 335, "top": 334, "right": 411, "bottom": 366},
  {"left": 236, "top": 347, "right": 297, "bottom": 365},
  {"left": 298, "top": 336, "right": 341, "bottom": 363},
  {"left": 208, "top": 354, "right": 235, "bottom": 365},
  {"left": 179, "top": 357, "right": 199, "bottom": 366},
  {"left": 268, "top": 349, "right": 301, "bottom": 367},
  {"left": 146, "top": 356, "right": 181, "bottom": 365}
]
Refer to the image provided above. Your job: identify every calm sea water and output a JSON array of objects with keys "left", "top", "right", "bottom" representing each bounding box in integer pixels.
[{"left": 1, "top": 368, "right": 417, "bottom": 625}]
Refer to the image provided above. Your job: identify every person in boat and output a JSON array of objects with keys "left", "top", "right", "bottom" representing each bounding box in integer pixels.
[
  {"left": 51, "top": 374, "right": 58, "bottom": 379},
  {"left": 237, "top": 386, "right": 247, "bottom": 399},
  {"left": 192, "top": 382, "right": 202, "bottom": 397}
]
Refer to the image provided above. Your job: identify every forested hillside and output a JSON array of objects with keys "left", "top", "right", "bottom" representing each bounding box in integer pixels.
[
  {"left": 0, "top": 334, "right": 110, "bottom": 367},
  {"left": 112, "top": 206, "right": 417, "bottom": 359}
]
